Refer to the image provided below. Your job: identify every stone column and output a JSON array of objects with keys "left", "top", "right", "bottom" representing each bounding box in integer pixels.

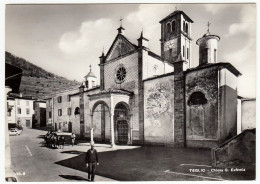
[
  {"left": 127, "top": 114, "right": 132, "bottom": 144},
  {"left": 90, "top": 115, "right": 94, "bottom": 144},
  {"left": 173, "top": 66, "right": 185, "bottom": 147},
  {"left": 110, "top": 112, "right": 115, "bottom": 147},
  {"left": 110, "top": 95, "right": 115, "bottom": 147}
]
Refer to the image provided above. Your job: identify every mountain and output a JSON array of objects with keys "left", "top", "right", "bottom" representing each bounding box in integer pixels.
[{"left": 5, "top": 52, "right": 81, "bottom": 99}]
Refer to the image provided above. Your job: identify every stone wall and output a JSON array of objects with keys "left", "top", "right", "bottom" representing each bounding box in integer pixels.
[
  {"left": 212, "top": 129, "right": 255, "bottom": 167},
  {"left": 143, "top": 75, "right": 175, "bottom": 145},
  {"left": 174, "top": 72, "right": 185, "bottom": 147},
  {"left": 185, "top": 66, "right": 219, "bottom": 148}
]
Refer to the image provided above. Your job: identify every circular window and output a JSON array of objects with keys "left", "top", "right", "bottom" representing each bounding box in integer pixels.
[{"left": 115, "top": 65, "right": 126, "bottom": 83}]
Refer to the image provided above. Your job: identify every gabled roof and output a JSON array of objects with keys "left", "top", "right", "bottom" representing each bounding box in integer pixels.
[
  {"left": 88, "top": 88, "right": 134, "bottom": 97},
  {"left": 105, "top": 33, "right": 137, "bottom": 62},
  {"left": 159, "top": 10, "right": 194, "bottom": 23}
]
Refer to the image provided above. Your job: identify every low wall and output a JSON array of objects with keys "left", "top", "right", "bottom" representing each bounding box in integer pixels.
[{"left": 212, "top": 129, "right": 255, "bottom": 167}]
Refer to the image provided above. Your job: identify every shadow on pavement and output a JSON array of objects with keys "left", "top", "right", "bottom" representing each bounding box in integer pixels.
[
  {"left": 59, "top": 175, "right": 89, "bottom": 181},
  {"left": 60, "top": 150, "right": 85, "bottom": 155},
  {"left": 55, "top": 146, "right": 214, "bottom": 181}
]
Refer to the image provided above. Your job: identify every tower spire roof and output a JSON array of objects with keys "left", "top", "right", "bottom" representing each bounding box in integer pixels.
[{"left": 84, "top": 65, "right": 96, "bottom": 79}]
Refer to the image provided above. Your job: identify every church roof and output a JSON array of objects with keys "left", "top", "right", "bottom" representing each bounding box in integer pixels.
[
  {"left": 84, "top": 71, "right": 96, "bottom": 78},
  {"left": 159, "top": 10, "right": 194, "bottom": 23},
  {"left": 104, "top": 33, "right": 138, "bottom": 62},
  {"left": 186, "top": 62, "right": 242, "bottom": 77},
  {"left": 196, "top": 33, "right": 220, "bottom": 45}
]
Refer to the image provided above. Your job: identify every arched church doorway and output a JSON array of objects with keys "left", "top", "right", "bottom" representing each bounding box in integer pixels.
[
  {"left": 114, "top": 102, "right": 130, "bottom": 145},
  {"left": 92, "top": 101, "right": 110, "bottom": 143},
  {"left": 68, "top": 122, "right": 72, "bottom": 132}
]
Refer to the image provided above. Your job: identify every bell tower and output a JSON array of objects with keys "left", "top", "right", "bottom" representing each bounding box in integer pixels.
[{"left": 160, "top": 10, "right": 193, "bottom": 71}]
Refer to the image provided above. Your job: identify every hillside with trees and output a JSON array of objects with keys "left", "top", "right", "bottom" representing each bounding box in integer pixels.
[{"left": 5, "top": 52, "right": 81, "bottom": 99}]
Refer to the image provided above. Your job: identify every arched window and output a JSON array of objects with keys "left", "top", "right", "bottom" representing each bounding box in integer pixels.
[
  {"left": 188, "top": 92, "right": 207, "bottom": 106},
  {"left": 187, "top": 48, "right": 189, "bottom": 59},
  {"left": 186, "top": 23, "right": 188, "bottom": 34},
  {"left": 74, "top": 107, "right": 80, "bottom": 115},
  {"left": 183, "top": 46, "right": 185, "bottom": 58},
  {"left": 172, "top": 21, "right": 176, "bottom": 32},
  {"left": 183, "top": 21, "right": 186, "bottom": 32},
  {"left": 167, "top": 23, "right": 171, "bottom": 34}
]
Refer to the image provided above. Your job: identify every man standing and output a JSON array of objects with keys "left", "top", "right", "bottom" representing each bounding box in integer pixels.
[
  {"left": 85, "top": 144, "right": 99, "bottom": 181},
  {"left": 71, "top": 133, "right": 76, "bottom": 146}
]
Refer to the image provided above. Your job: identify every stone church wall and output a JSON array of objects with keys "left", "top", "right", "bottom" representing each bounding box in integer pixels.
[
  {"left": 103, "top": 52, "right": 141, "bottom": 142},
  {"left": 185, "top": 66, "right": 219, "bottom": 148},
  {"left": 143, "top": 75, "right": 175, "bottom": 145}
]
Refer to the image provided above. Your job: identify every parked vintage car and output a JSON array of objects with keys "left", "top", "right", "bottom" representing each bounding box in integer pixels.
[
  {"left": 5, "top": 168, "right": 18, "bottom": 182},
  {"left": 8, "top": 128, "right": 22, "bottom": 136}
]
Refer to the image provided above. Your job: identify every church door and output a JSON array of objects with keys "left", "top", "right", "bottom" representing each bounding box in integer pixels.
[{"left": 117, "top": 120, "right": 128, "bottom": 144}]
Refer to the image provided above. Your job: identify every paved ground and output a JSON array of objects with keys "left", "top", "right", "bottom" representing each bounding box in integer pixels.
[{"left": 9, "top": 128, "right": 255, "bottom": 182}]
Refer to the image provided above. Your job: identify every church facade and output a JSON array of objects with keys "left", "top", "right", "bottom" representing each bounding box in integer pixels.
[{"left": 48, "top": 10, "right": 241, "bottom": 148}]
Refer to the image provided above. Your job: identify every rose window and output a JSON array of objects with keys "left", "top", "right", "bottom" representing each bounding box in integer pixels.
[{"left": 116, "top": 66, "right": 126, "bottom": 83}]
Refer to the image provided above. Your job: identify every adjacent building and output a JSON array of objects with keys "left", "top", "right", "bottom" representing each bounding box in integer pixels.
[
  {"left": 237, "top": 97, "right": 256, "bottom": 134},
  {"left": 7, "top": 94, "right": 35, "bottom": 128}
]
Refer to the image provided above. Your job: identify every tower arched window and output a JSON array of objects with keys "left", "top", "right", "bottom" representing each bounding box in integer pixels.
[
  {"left": 187, "top": 48, "right": 189, "bottom": 59},
  {"left": 172, "top": 21, "right": 176, "bottom": 32},
  {"left": 167, "top": 23, "right": 171, "bottom": 34},
  {"left": 183, "top": 46, "right": 185, "bottom": 58},
  {"left": 183, "top": 21, "right": 186, "bottom": 32},
  {"left": 186, "top": 23, "right": 189, "bottom": 34}
]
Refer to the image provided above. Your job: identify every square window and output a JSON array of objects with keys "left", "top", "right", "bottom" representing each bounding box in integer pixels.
[
  {"left": 26, "top": 108, "right": 30, "bottom": 115},
  {"left": 18, "top": 108, "right": 21, "bottom": 114}
]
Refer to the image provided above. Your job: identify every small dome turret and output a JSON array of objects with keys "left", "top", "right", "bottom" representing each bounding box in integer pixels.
[{"left": 196, "top": 22, "right": 220, "bottom": 66}]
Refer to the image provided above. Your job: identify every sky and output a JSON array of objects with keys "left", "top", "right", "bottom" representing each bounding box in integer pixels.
[{"left": 5, "top": 3, "right": 256, "bottom": 98}]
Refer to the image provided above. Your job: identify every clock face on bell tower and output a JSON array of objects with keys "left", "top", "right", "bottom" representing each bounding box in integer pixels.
[{"left": 164, "top": 38, "right": 177, "bottom": 51}]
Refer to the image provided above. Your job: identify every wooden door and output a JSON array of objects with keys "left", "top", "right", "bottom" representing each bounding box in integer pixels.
[{"left": 117, "top": 120, "right": 128, "bottom": 144}]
